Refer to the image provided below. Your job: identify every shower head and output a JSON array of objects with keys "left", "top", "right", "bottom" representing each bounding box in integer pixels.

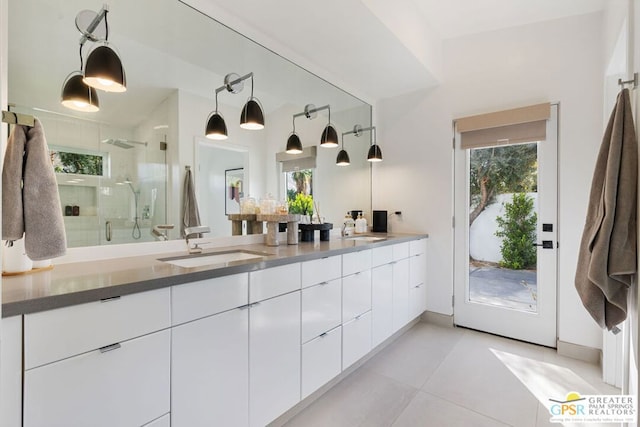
[{"left": 101, "top": 138, "right": 148, "bottom": 149}]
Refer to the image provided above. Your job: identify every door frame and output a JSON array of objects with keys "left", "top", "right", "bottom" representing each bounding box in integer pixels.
[{"left": 453, "top": 104, "right": 559, "bottom": 347}]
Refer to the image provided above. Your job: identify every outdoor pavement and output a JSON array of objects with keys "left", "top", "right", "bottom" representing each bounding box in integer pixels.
[{"left": 469, "top": 266, "right": 537, "bottom": 312}]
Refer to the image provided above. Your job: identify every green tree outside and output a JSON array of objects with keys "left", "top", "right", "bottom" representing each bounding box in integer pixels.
[{"left": 494, "top": 193, "right": 537, "bottom": 270}]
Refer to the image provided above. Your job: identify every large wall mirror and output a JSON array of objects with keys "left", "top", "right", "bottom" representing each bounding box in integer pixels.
[{"left": 8, "top": 0, "right": 372, "bottom": 247}]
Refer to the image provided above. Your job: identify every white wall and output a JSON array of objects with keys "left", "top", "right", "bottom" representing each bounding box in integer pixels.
[{"left": 376, "top": 12, "right": 605, "bottom": 349}]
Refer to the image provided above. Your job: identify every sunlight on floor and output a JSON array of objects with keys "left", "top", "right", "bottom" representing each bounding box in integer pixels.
[{"left": 491, "top": 348, "right": 620, "bottom": 427}]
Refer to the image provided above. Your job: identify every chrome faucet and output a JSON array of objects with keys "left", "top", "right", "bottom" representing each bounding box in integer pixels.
[
  {"left": 151, "top": 224, "right": 174, "bottom": 241},
  {"left": 185, "top": 225, "right": 211, "bottom": 253}
]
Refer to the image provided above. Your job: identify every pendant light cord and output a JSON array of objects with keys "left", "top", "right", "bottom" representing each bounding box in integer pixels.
[
  {"left": 104, "top": 10, "right": 109, "bottom": 41},
  {"left": 78, "top": 43, "right": 84, "bottom": 71}
]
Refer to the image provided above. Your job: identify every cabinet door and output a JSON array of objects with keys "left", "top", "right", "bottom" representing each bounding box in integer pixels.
[
  {"left": 409, "top": 251, "right": 427, "bottom": 287},
  {"left": 301, "top": 278, "right": 342, "bottom": 343},
  {"left": 250, "top": 291, "right": 301, "bottom": 427},
  {"left": 24, "top": 330, "right": 170, "bottom": 427},
  {"left": 372, "top": 245, "right": 393, "bottom": 267},
  {"left": 392, "top": 242, "right": 410, "bottom": 261},
  {"left": 372, "top": 264, "right": 394, "bottom": 347},
  {"left": 392, "top": 258, "right": 410, "bottom": 331},
  {"left": 409, "top": 282, "right": 427, "bottom": 320},
  {"left": 1, "top": 316, "right": 22, "bottom": 427},
  {"left": 342, "top": 311, "right": 372, "bottom": 370},
  {"left": 172, "top": 308, "right": 249, "bottom": 427},
  {"left": 301, "top": 326, "right": 342, "bottom": 399},
  {"left": 343, "top": 270, "right": 372, "bottom": 321}
]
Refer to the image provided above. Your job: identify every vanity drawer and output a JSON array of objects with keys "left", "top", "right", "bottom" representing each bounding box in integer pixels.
[
  {"left": 24, "top": 329, "right": 170, "bottom": 427},
  {"left": 343, "top": 269, "right": 372, "bottom": 321},
  {"left": 301, "top": 278, "right": 342, "bottom": 343},
  {"left": 410, "top": 238, "right": 427, "bottom": 256},
  {"left": 392, "top": 242, "right": 410, "bottom": 261},
  {"left": 250, "top": 263, "right": 301, "bottom": 303},
  {"left": 301, "top": 325, "right": 342, "bottom": 399},
  {"left": 24, "top": 287, "right": 171, "bottom": 369},
  {"left": 172, "top": 273, "right": 248, "bottom": 325},
  {"left": 301, "top": 255, "right": 341, "bottom": 288},
  {"left": 342, "top": 249, "right": 372, "bottom": 276},
  {"left": 372, "top": 245, "right": 393, "bottom": 267}
]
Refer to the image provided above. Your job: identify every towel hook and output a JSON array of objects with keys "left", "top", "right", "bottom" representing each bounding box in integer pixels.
[{"left": 618, "top": 72, "right": 638, "bottom": 89}]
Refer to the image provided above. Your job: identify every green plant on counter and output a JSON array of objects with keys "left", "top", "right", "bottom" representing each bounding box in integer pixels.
[{"left": 288, "top": 193, "right": 313, "bottom": 216}]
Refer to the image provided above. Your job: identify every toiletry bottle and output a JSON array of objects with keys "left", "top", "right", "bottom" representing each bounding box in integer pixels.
[
  {"left": 343, "top": 212, "right": 355, "bottom": 236},
  {"left": 355, "top": 213, "right": 366, "bottom": 233}
]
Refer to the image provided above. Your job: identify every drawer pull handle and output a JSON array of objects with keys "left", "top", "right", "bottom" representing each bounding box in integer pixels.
[
  {"left": 355, "top": 314, "right": 363, "bottom": 320},
  {"left": 321, "top": 256, "right": 330, "bottom": 259},
  {"left": 99, "top": 343, "right": 121, "bottom": 353},
  {"left": 100, "top": 296, "right": 121, "bottom": 303},
  {"left": 238, "top": 304, "right": 251, "bottom": 310},
  {"left": 319, "top": 332, "right": 328, "bottom": 338},
  {"left": 319, "top": 281, "right": 329, "bottom": 286},
  {"left": 389, "top": 261, "right": 397, "bottom": 265},
  {"left": 249, "top": 302, "right": 260, "bottom": 308}
]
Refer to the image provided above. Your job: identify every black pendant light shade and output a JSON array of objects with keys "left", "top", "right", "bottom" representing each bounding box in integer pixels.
[
  {"left": 205, "top": 112, "right": 228, "bottom": 140},
  {"left": 336, "top": 149, "right": 350, "bottom": 166},
  {"left": 83, "top": 44, "right": 127, "bottom": 92},
  {"left": 240, "top": 98, "right": 265, "bottom": 130},
  {"left": 286, "top": 133, "right": 303, "bottom": 154},
  {"left": 367, "top": 144, "right": 383, "bottom": 162},
  {"left": 61, "top": 72, "right": 100, "bottom": 112},
  {"left": 320, "top": 124, "right": 339, "bottom": 147}
]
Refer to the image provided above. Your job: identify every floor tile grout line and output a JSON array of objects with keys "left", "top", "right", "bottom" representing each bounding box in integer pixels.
[
  {"left": 417, "top": 327, "right": 470, "bottom": 390},
  {"left": 419, "top": 390, "right": 516, "bottom": 427}
]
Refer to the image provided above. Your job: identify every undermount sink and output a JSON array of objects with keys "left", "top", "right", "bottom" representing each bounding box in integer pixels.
[
  {"left": 158, "top": 250, "right": 273, "bottom": 268},
  {"left": 345, "top": 236, "right": 387, "bottom": 242}
]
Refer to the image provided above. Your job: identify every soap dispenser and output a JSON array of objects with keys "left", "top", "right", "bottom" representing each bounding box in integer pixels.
[
  {"left": 355, "top": 213, "right": 367, "bottom": 234},
  {"left": 342, "top": 212, "right": 355, "bottom": 236}
]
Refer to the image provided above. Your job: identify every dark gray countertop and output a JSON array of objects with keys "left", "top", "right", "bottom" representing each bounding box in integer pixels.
[{"left": 2, "top": 233, "right": 427, "bottom": 317}]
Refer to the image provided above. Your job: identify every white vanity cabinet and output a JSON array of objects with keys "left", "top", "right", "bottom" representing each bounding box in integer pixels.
[
  {"left": 371, "top": 245, "right": 394, "bottom": 347},
  {"left": 22, "top": 288, "right": 172, "bottom": 427},
  {"left": 392, "top": 243, "right": 411, "bottom": 332},
  {"left": 409, "top": 239, "right": 428, "bottom": 319},
  {"left": 171, "top": 274, "right": 249, "bottom": 427},
  {"left": 249, "top": 264, "right": 302, "bottom": 427},
  {"left": 342, "top": 250, "right": 372, "bottom": 369},
  {"left": 301, "top": 256, "right": 343, "bottom": 399}
]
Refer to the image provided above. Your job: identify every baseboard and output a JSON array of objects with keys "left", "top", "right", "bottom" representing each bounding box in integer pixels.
[
  {"left": 421, "top": 310, "right": 454, "bottom": 328},
  {"left": 557, "top": 339, "right": 601, "bottom": 364}
]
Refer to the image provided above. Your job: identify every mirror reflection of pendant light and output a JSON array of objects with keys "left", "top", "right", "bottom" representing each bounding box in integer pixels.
[
  {"left": 336, "top": 133, "right": 350, "bottom": 166},
  {"left": 286, "top": 114, "right": 303, "bottom": 154},
  {"left": 61, "top": 42, "right": 100, "bottom": 112},
  {"left": 286, "top": 104, "right": 338, "bottom": 154},
  {"left": 339, "top": 124, "right": 383, "bottom": 166},
  {"left": 206, "top": 72, "right": 265, "bottom": 138}
]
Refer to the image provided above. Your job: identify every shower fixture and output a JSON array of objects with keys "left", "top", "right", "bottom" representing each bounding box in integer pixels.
[
  {"left": 101, "top": 138, "right": 148, "bottom": 149},
  {"left": 118, "top": 177, "right": 142, "bottom": 240}
]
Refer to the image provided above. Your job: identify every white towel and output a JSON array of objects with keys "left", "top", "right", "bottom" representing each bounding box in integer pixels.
[{"left": 2, "top": 119, "right": 67, "bottom": 260}]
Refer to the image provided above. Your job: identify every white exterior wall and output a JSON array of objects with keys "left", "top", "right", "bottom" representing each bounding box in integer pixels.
[{"left": 375, "top": 12, "right": 605, "bottom": 350}]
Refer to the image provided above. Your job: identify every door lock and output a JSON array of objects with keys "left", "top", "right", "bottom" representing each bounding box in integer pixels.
[{"left": 533, "top": 240, "right": 554, "bottom": 249}]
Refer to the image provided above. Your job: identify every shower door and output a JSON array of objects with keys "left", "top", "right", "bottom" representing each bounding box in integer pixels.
[{"left": 453, "top": 104, "right": 558, "bottom": 347}]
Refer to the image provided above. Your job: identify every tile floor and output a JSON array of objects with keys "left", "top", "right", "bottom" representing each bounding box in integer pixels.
[{"left": 283, "top": 322, "right": 620, "bottom": 427}]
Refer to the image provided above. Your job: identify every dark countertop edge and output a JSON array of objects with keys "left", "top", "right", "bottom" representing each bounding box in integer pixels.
[{"left": 2, "top": 233, "right": 428, "bottom": 318}]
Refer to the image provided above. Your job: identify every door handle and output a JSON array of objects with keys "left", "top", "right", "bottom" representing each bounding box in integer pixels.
[{"left": 533, "top": 240, "right": 554, "bottom": 249}]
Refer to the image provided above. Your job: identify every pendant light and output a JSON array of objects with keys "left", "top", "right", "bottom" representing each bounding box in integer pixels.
[
  {"left": 205, "top": 90, "right": 228, "bottom": 140},
  {"left": 84, "top": 43, "right": 127, "bottom": 92},
  {"left": 61, "top": 44, "right": 99, "bottom": 112},
  {"left": 206, "top": 72, "right": 265, "bottom": 138},
  {"left": 80, "top": 6, "right": 127, "bottom": 92},
  {"left": 336, "top": 133, "right": 350, "bottom": 166}
]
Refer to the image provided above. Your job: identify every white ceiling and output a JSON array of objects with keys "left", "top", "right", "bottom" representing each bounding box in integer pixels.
[{"left": 195, "top": 0, "right": 607, "bottom": 101}]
